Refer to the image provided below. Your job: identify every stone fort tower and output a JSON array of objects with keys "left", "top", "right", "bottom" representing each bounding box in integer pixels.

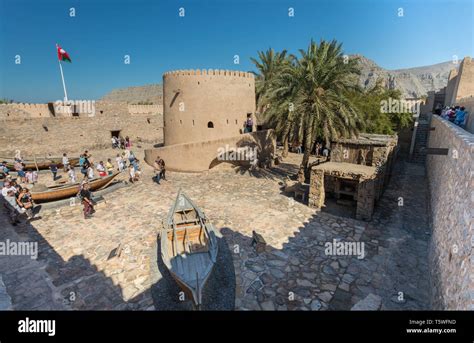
[{"left": 162, "top": 69, "right": 256, "bottom": 146}]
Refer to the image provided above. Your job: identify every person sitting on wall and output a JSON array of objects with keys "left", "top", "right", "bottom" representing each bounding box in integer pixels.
[
  {"left": 448, "top": 106, "right": 459, "bottom": 122},
  {"left": 454, "top": 106, "right": 466, "bottom": 126},
  {"left": 96, "top": 161, "right": 107, "bottom": 177},
  {"left": 16, "top": 187, "right": 34, "bottom": 220}
]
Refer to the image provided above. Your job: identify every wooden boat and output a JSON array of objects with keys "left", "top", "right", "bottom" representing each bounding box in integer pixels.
[
  {"left": 31, "top": 172, "right": 120, "bottom": 203},
  {"left": 161, "top": 191, "right": 218, "bottom": 308},
  {"left": 1, "top": 157, "right": 79, "bottom": 170}
]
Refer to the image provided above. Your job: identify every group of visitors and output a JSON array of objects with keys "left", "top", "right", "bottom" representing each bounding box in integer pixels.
[
  {"left": 439, "top": 105, "right": 468, "bottom": 127},
  {"left": 1, "top": 179, "right": 35, "bottom": 224},
  {"left": 0, "top": 161, "right": 39, "bottom": 184},
  {"left": 111, "top": 135, "right": 132, "bottom": 150}
]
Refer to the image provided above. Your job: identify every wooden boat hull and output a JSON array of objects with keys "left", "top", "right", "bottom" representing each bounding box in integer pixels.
[
  {"left": 31, "top": 172, "right": 120, "bottom": 203},
  {"left": 160, "top": 191, "right": 218, "bottom": 307},
  {"left": 3, "top": 157, "right": 79, "bottom": 170}
]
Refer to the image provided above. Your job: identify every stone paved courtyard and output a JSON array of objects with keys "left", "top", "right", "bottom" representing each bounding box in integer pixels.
[{"left": 0, "top": 151, "right": 431, "bottom": 310}]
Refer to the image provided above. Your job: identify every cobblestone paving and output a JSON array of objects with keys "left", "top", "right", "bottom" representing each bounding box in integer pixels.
[{"left": 0, "top": 151, "right": 431, "bottom": 310}]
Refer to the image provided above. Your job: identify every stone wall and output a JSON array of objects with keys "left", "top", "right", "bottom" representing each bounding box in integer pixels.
[
  {"left": 144, "top": 130, "right": 275, "bottom": 172},
  {"left": 0, "top": 101, "right": 163, "bottom": 156},
  {"left": 162, "top": 69, "right": 256, "bottom": 146},
  {"left": 427, "top": 115, "right": 473, "bottom": 310},
  {"left": 458, "top": 96, "right": 474, "bottom": 133}
]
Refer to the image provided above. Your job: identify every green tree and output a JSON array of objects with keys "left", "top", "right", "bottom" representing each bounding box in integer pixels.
[{"left": 269, "top": 39, "right": 364, "bottom": 173}]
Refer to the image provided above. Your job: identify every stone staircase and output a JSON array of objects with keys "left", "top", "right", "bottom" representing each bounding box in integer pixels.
[{"left": 410, "top": 113, "right": 431, "bottom": 164}]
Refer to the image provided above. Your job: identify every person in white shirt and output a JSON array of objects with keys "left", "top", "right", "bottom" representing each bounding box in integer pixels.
[
  {"left": 68, "top": 167, "right": 77, "bottom": 183},
  {"left": 87, "top": 165, "right": 95, "bottom": 179},
  {"left": 62, "top": 153, "right": 70, "bottom": 172},
  {"left": 116, "top": 154, "right": 124, "bottom": 172},
  {"left": 1, "top": 181, "right": 17, "bottom": 197}
]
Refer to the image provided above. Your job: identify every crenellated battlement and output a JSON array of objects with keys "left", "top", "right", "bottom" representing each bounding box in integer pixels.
[{"left": 163, "top": 69, "right": 255, "bottom": 78}]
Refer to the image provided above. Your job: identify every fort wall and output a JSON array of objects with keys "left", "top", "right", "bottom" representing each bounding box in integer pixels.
[
  {"left": 427, "top": 115, "right": 473, "bottom": 310},
  {"left": 144, "top": 129, "right": 276, "bottom": 172},
  {"left": 0, "top": 101, "right": 163, "bottom": 156},
  {"left": 162, "top": 69, "right": 256, "bottom": 146}
]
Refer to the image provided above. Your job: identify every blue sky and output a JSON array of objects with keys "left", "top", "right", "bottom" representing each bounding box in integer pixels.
[{"left": 0, "top": 0, "right": 472, "bottom": 102}]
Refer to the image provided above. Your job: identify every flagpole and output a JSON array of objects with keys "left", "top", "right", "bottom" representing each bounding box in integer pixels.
[
  {"left": 56, "top": 43, "right": 68, "bottom": 102},
  {"left": 58, "top": 59, "right": 68, "bottom": 102}
]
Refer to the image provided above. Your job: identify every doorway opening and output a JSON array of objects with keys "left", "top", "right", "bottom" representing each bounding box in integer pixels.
[{"left": 111, "top": 130, "right": 121, "bottom": 138}]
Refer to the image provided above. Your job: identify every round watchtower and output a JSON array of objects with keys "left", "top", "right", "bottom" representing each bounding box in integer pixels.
[{"left": 162, "top": 69, "right": 256, "bottom": 146}]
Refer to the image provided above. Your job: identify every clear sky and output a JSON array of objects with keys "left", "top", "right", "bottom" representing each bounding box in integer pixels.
[{"left": 0, "top": 0, "right": 472, "bottom": 102}]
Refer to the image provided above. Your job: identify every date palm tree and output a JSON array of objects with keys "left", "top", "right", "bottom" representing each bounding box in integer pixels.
[
  {"left": 273, "top": 39, "right": 364, "bottom": 173},
  {"left": 251, "top": 48, "right": 295, "bottom": 156}
]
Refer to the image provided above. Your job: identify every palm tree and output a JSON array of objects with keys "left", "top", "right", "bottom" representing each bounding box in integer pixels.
[
  {"left": 251, "top": 48, "right": 294, "bottom": 156},
  {"left": 274, "top": 39, "right": 364, "bottom": 173}
]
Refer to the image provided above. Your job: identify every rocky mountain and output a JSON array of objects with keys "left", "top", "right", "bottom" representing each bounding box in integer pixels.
[
  {"left": 353, "top": 54, "right": 458, "bottom": 98},
  {"left": 100, "top": 84, "right": 163, "bottom": 104},
  {"left": 100, "top": 57, "right": 458, "bottom": 102}
]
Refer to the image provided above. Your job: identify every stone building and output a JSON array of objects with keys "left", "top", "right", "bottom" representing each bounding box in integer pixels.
[
  {"left": 162, "top": 69, "right": 256, "bottom": 146},
  {"left": 308, "top": 134, "right": 398, "bottom": 221},
  {"left": 145, "top": 69, "right": 275, "bottom": 172}
]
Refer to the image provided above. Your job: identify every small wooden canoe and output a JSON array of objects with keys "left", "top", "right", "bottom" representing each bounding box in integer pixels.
[
  {"left": 2, "top": 157, "right": 79, "bottom": 170},
  {"left": 161, "top": 191, "right": 218, "bottom": 308},
  {"left": 31, "top": 172, "right": 120, "bottom": 203}
]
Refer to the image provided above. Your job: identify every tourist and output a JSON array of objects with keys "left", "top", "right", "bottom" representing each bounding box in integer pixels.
[
  {"left": 68, "top": 166, "right": 77, "bottom": 183},
  {"left": 244, "top": 114, "right": 253, "bottom": 133},
  {"left": 79, "top": 154, "right": 85, "bottom": 167},
  {"left": 116, "top": 153, "right": 125, "bottom": 172},
  {"left": 128, "top": 150, "right": 136, "bottom": 164},
  {"left": 80, "top": 161, "right": 88, "bottom": 177},
  {"left": 62, "top": 153, "right": 70, "bottom": 172},
  {"left": 96, "top": 161, "right": 107, "bottom": 177},
  {"left": 454, "top": 106, "right": 466, "bottom": 126},
  {"left": 125, "top": 136, "right": 132, "bottom": 150},
  {"left": 79, "top": 182, "right": 95, "bottom": 219},
  {"left": 49, "top": 162, "right": 58, "bottom": 181},
  {"left": 0, "top": 161, "right": 10, "bottom": 176},
  {"left": 106, "top": 159, "right": 114, "bottom": 175},
  {"left": 25, "top": 170, "right": 33, "bottom": 184},
  {"left": 158, "top": 157, "right": 166, "bottom": 181},
  {"left": 323, "top": 147, "right": 330, "bottom": 158},
  {"left": 4, "top": 189, "right": 23, "bottom": 225},
  {"left": 111, "top": 136, "right": 119, "bottom": 149},
  {"left": 448, "top": 106, "right": 458, "bottom": 122},
  {"left": 153, "top": 157, "right": 162, "bottom": 184},
  {"left": 119, "top": 136, "right": 126, "bottom": 150},
  {"left": 1, "top": 181, "right": 16, "bottom": 197},
  {"left": 32, "top": 170, "right": 38, "bottom": 184},
  {"left": 16, "top": 187, "right": 34, "bottom": 220},
  {"left": 17, "top": 163, "right": 27, "bottom": 183},
  {"left": 128, "top": 164, "right": 138, "bottom": 183},
  {"left": 87, "top": 163, "right": 95, "bottom": 179}
]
